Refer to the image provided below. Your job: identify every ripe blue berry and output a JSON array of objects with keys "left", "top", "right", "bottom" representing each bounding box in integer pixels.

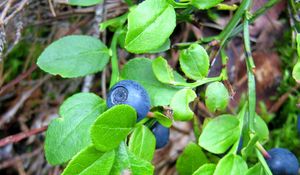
[
  {"left": 266, "top": 148, "right": 299, "bottom": 175},
  {"left": 151, "top": 122, "right": 169, "bottom": 149},
  {"left": 107, "top": 80, "right": 151, "bottom": 121}
]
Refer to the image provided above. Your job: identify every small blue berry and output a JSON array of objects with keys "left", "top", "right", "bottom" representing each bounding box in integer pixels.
[
  {"left": 151, "top": 122, "right": 169, "bottom": 149},
  {"left": 266, "top": 148, "right": 299, "bottom": 175},
  {"left": 107, "top": 80, "right": 151, "bottom": 121}
]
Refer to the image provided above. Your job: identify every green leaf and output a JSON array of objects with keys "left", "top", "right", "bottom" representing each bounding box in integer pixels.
[
  {"left": 205, "top": 82, "right": 229, "bottom": 113},
  {"left": 176, "top": 142, "right": 208, "bottom": 175},
  {"left": 147, "top": 39, "right": 171, "bottom": 53},
  {"left": 68, "top": 0, "right": 103, "bottom": 6},
  {"left": 118, "top": 29, "right": 127, "bottom": 49},
  {"left": 190, "top": 0, "right": 224, "bottom": 9},
  {"left": 254, "top": 114, "right": 269, "bottom": 141},
  {"left": 297, "top": 33, "right": 300, "bottom": 57},
  {"left": 170, "top": 88, "right": 196, "bottom": 121},
  {"left": 246, "top": 163, "right": 266, "bottom": 175},
  {"left": 241, "top": 135, "right": 259, "bottom": 159},
  {"left": 99, "top": 13, "right": 128, "bottom": 32},
  {"left": 152, "top": 112, "right": 172, "bottom": 128},
  {"left": 128, "top": 125, "right": 156, "bottom": 162},
  {"left": 152, "top": 56, "right": 175, "bottom": 84},
  {"left": 179, "top": 44, "right": 210, "bottom": 80},
  {"left": 37, "top": 35, "right": 109, "bottom": 78},
  {"left": 255, "top": 149, "right": 273, "bottom": 175},
  {"left": 214, "top": 154, "right": 248, "bottom": 175},
  {"left": 62, "top": 146, "right": 115, "bottom": 175},
  {"left": 199, "top": 115, "right": 240, "bottom": 154},
  {"left": 110, "top": 142, "right": 154, "bottom": 175},
  {"left": 91, "top": 105, "right": 137, "bottom": 152},
  {"left": 192, "top": 164, "right": 216, "bottom": 175},
  {"left": 121, "top": 58, "right": 182, "bottom": 106},
  {"left": 125, "top": 0, "right": 176, "bottom": 53},
  {"left": 292, "top": 61, "right": 300, "bottom": 82},
  {"left": 45, "top": 93, "right": 106, "bottom": 165}
]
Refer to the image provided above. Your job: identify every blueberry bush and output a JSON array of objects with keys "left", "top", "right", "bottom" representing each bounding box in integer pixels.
[{"left": 35, "top": 0, "right": 300, "bottom": 174}]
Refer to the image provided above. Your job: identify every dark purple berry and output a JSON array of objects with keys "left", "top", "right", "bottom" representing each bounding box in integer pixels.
[
  {"left": 107, "top": 80, "right": 151, "bottom": 121},
  {"left": 151, "top": 122, "right": 169, "bottom": 149},
  {"left": 266, "top": 148, "right": 299, "bottom": 175}
]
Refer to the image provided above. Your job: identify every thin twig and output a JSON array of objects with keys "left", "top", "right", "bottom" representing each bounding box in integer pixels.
[
  {"left": 269, "top": 84, "right": 300, "bottom": 112},
  {"left": 48, "top": 0, "right": 57, "bottom": 17},
  {"left": 0, "top": 126, "right": 48, "bottom": 147},
  {"left": 0, "top": 64, "right": 37, "bottom": 95},
  {"left": 0, "top": 0, "right": 14, "bottom": 25},
  {"left": 0, "top": 75, "right": 50, "bottom": 126},
  {"left": 0, "top": 147, "right": 42, "bottom": 170},
  {"left": 3, "top": 0, "right": 29, "bottom": 25}
]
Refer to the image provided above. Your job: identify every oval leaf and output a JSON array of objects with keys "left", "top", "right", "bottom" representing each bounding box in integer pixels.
[
  {"left": 176, "top": 142, "right": 208, "bottom": 175},
  {"left": 148, "top": 39, "right": 171, "bottom": 53},
  {"left": 62, "top": 146, "right": 115, "bottom": 175},
  {"left": 37, "top": 35, "right": 110, "bottom": 78},
  {"left": 91, "top": 105, "right": 137, "bottom": 152},
  {"left": 125, "top": 0, "right": 176, "bottom": 53},
  {"left": 246, "top": 163, "right": 266, "bottom": 175},
  {"left": 297, "top": 33, "right": 300, "bottom": 57},
  {"left": 121, "top": 58, "right": 182, "bottom": 106},
  {"left": 152, "top": 56, "right": 175, "bottom": 84},
  {"left": 45, "top": 93, "right": 106, "bottom": 165},
  {"left": 292, "top": 61, "right": 300, "bottom": 82},
  {"left": 110, "top": 142, "right": 154, "bottom": 175},
  {"left": 254, "top": 114, "right": 269, "bottom": 141},
  {"left": 152, "top": 112, "right": 172, "bottom": 128},
  {"left": 170, "top": 88, "right": 196, "bottom": 121},
  {"left": 192, "top": 164, "right": 216, "bottom": 175},
  {"left": 179, "top": 44, "right": 210, "bottom": 80},
  {"left": 199, "top": 115, "right": 240, "bottom": 154},
  {"left": 128, "top": 125, "right": 156, "bottom": 162},
  {"left": 205, "top": 82, "right": 229, "bottom": 113},
  {"left": 214, "top": 154, "right": 248, "bottom": 175}
]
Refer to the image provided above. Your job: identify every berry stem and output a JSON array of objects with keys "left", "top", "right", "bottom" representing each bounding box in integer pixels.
[
  {"left": 255, "top": 142, "right": 271, "bottom": 159},
  {"left": 109, "top": 28, "right": 121, "bottom": 88},
  {"left": 243, "top": 11, "right": 256, "bottom": 133},
  {"left": 255, "top": 148, "right": 273, "bottom": 175},
  {"left": 147, "top": 111, "right": 155, "bottom": 118}
]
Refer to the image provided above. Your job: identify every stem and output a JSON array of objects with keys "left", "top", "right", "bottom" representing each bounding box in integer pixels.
[
  {"left": 255, "top": 141, "right": 271, "bottom": 159},
  {"left": 255, "top": 148, "right": 273, "bottom": 175},
  {"left": 0, "top": 126, "right": 48, "bottom": 147},
  {"left": 243, "top": 13, "right": 256, "bottom": 133},
  {"left": 217, "top": 3, "right": 238, "bottom": 11},
  {"left": 220, "top": 49, "right": 228, "bottom": 80},
  {"left": 109, "top": 29, "right": 121, "bottom": 88},
  {"left": 172, "top": 76, "right": 222, "bottom": 88},
  {"left": 218, "top": 0, "right": 251, "bottom": 47}
]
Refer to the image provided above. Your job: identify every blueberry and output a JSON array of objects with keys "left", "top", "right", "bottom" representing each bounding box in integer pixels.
[
  {"left": 151, "top": 122, "right": 169, "bottom": 149},
  {"left": 237, "top": 137, "right": 243, "bottom": 153},
  {"left": 107, "top": 80, "right": 151, "bottom": 121},
  {"left": 266, "top": 148, "right": 299, "bottom": 175}
]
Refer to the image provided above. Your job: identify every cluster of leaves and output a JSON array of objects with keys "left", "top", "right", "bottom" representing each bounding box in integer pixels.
[
  {"left": 292, "top": 34, "right": 300, "bottom": 82},
  {"left": 35, "top": 0, "right": 299, "bottom": 174}
]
